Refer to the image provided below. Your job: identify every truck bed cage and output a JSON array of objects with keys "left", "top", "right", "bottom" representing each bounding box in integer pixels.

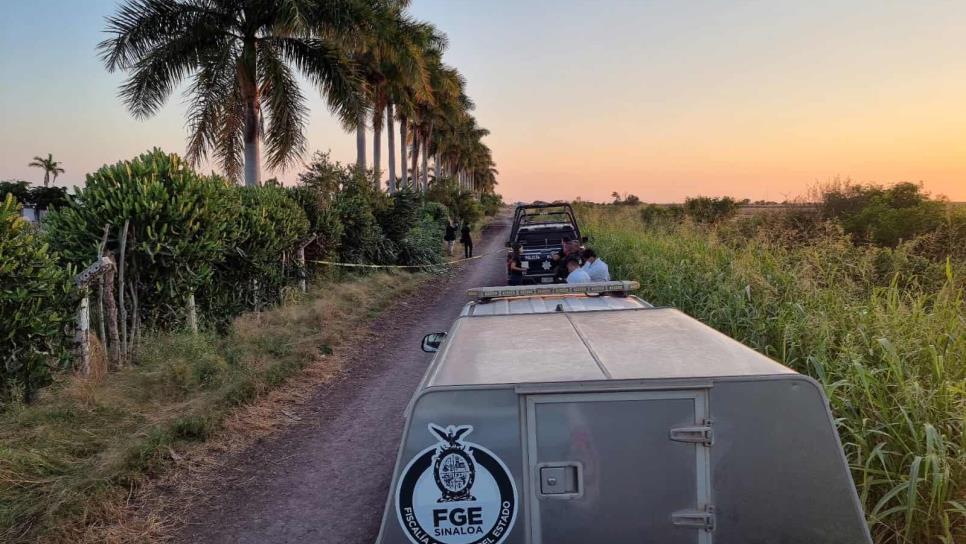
[{"left": 508, "top": 202, "right": 581, "bottom": 248}]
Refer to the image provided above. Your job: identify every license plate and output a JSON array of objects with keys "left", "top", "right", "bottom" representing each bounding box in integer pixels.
[{"left": 540, "top": 277, "right": 554, "bottom": 283}]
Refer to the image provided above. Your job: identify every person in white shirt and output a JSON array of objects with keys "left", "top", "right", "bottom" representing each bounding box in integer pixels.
[
  {"left": 581, "top": 248, "right": 610, "bottom": 281},
  {"left": 565, "top": 257, "right": 592, "bottom": 283}
]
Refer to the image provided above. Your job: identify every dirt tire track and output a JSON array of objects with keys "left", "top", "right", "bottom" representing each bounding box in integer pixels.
[{"left": 175, "top": 219, "right": 509, "bottom": 544}]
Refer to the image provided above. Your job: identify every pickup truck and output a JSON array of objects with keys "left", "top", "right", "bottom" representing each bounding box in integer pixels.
[{"left": 506, "top": 202, "right": 583, "bottom": 284}]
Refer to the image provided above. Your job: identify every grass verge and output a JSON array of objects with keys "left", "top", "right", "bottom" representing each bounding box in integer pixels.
[{"left": 0, "top": 271, "right": 425, "bottom": 543}]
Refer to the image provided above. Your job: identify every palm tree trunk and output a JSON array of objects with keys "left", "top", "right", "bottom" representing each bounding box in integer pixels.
[
  {"left": 243, "top": 132, "right": 261, "bottom": 187},
  {"left": 434, "top": 156, "right": 441, "bottom": 182},
  {"left": 399, "top": 116, "right": 408, "bottom": 188},
  {"left": 422, "top": 124, "right": 432, "bottom": 189},
  {"left": 410, "top": 129, "right": 420, "bottom": 190},
  {"left": 386, "top": 103, "right": 396, "bottom": 193},
  {"left": 240, "top": 41, "right": 261, "bottom": 187},
  {"left": 420, "top": 143, "right": 428, "bottom": 191},
  {"left": 372, "top": 115, "right": 382, "bottom": 189},
  {"left": 356, "top": 110, "right": 366, "bottom": 172},
  {"left": 43, "top": 172, "right": 50, "bottom": 187}
]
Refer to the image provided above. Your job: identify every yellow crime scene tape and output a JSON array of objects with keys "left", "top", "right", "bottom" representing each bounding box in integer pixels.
[{"left": 309, "top": 248, "right": 506, "bottom": 269}]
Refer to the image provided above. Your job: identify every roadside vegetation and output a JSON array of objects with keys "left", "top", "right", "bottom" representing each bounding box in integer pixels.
[
  {"left": 578, "top": 182, "right": 965, "bottom": 543},
  {"left": 1, "top": 1, "right": 505, "bottom": 537},
  {"left": 0, "top": 146, "right": 499, "bottom": 541},
  {"left": 0, "top": 271, "right": 423, "bottom": 543}
]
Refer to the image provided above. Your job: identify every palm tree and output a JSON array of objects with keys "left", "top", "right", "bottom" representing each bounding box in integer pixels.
[
  {"left": 28, "top": 153, "right": 64, "bottom": 187},
  {"left": 351, "top": 8, "right": 433, "bottom": 190},
  {"left": 391, "top": 25, "right": 450, "bottom": 191},
  {"left": 426, "top": 69, "right": 473, "bottom": 183},
  {"left": 99, "top": 0, "right": 368, "bottom": 187}
]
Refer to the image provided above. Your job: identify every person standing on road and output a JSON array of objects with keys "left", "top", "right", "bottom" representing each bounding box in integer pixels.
[
  {"left": 565, "top": 257, "right": 592, "bottom": 283},
  {"left": 581, "top": 248, "right": 610, "bottom": 281},
  {"left": 444, "top": 222, "right": 457, "bottom": 256},
  {"left": 460, "top": 223, "right": 473, "bottom": 258},
  {"left": 507, "top": 243, "right": 525, "bottom": 285}
]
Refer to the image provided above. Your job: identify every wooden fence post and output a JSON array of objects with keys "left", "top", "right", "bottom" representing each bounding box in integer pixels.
[
  {"left": 76, "top": 294, "right": 90, "bottom": 375},
  {"left": 118, "top": 219, "right": 129, "bottom": 361},
  {"left": 74, "top": 256, "right": 114, "bottom": 376},
  {"left": 102, "top": 253, "right": 121, "bottom": 368},
  {"left": 187, "top": 293, "right": 198, "bottom": 334},
  {"left": 297, "top": 234, "right": 317, "bottom": 294}
]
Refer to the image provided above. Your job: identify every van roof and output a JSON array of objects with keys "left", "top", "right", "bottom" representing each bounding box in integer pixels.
[{"left": 427, "top": 298, "right": 794, "bottom": 387}]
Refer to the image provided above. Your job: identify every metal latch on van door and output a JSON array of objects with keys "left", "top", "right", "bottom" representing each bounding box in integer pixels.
[
  {"left": 672, "top": 505, "right": 715, "bottom": 532},
  {"left": 537, "top": 463, "right": 581, "bottom": 497},
  {"left": 669, "top": 420, "right": 714, "bottom": 446}
]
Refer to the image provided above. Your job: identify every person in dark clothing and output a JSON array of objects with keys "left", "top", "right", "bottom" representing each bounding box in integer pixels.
[
  {"left": 551, "top": 250, "right": 568, "bottom": 283},
  {"left": 460, "top": 223, "right": 473, "bottom": 258},
  {"left": 444, "top": 222, "right": 457, "bottom": 256},
  {"left": 507, "top": 243, "right": 525, "bottom": 285}
]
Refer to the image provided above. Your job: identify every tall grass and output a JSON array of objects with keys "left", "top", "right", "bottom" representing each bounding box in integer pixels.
[
  {"left": 0, "top": 271, "right": 425, "bottom": 543},
  {"left": 579, "top": 205, "right": 965, "bottom": 543}
]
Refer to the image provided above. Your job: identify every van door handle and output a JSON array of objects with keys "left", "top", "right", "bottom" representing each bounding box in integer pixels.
[
  {"left": 672, "top": 505, "right": 715, "bottom": 532},
  {"left": 537, "top": 463, "right": 582, "bottom": 497}
]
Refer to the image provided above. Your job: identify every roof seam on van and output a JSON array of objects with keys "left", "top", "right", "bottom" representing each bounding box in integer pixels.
[{"left": 565, "top": 313, "right": 613, "bottom": 379}]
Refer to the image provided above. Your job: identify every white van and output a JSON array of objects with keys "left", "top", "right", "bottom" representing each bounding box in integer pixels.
[{"left": 377, "top": 282, "right": 871, "bottom": 544}]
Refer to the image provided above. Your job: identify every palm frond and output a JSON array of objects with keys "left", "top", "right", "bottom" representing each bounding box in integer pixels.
[
  {"left": 184, "top": 40, "right": 240, "bottom": 167},
  {"left": 269, "top": 36, "right": 366, "bottom": 129},
  {"left": 258, "top": 41, "right": 309, "bottom": 170},
  {"left": 98, "top": 0, "right": 220, "bottom": 71},
  {"left": 212, "top": 78, "right": 246, "bottom": 182}
]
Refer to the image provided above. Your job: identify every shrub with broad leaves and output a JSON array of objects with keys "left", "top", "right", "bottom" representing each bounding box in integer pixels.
[
  {"left": 44, "top": 149, "right": 236, "bottom": 327},
  {"left": 0, "top": 194, "right": 75, "bottom": 403}
]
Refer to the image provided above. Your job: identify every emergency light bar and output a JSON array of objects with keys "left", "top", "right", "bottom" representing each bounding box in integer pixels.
[{"left": 467, "top": 281, "right": 640, "bottom": 301}]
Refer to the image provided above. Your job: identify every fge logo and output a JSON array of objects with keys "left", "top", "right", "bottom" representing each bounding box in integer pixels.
[
  {"left": 435, "top": 507, "right": 483, "bottom": 527},
  {"left": 433, "top": 507, "right": 484, "bottom": 536},
  {"left": 396, "top": 424, "right": 517, "bottom": 544}
]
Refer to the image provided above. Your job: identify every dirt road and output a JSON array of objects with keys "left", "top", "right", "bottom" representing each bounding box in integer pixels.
[{"left": 176, "top": 217, "right": 509, "bottom": 544}]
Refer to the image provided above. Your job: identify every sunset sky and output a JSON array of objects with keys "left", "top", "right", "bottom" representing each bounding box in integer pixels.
[{"left": 1, "top": 0, "right": 964, "bottom": 202}]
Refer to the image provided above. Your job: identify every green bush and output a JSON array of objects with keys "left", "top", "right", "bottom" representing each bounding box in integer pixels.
[
  {"left": 0, "top": 181, "right": 69, "bottom": 221},
  {"left": 426, "top": 178, "right": 483, "bottom": 226},
  {"left": 204, "top": 185, "right": 309, "bottom": 322},
  {"left": 0, "top": 181, "right": 30, "bottom": 205},
  {"left": 420, "top": 201, "right": 450, "bottom": 224},
  {"left": 640, "top": 203, "right": 684, "bottom": 225},
  {"left": 44, "top": 149, "right": 236, "bottom": 327},
  {"left": 289, "top": 185, "right": 343, "bottom": 259},
  {"left": 819, "top": 181, "right": 947, "bottom": 247},
  {"left": 334, "top": 174, "right": 396, "bottom": 265},
  {"left": 289, "top": 151, "right": 346, "bottom": 261},
  {"left": 683, "top": 196, "right": 738, "bottom": 223},
  {"left": 396, "top": 215, "right": 445, "bottom": 267},
  {"left": 480, "top": 192, "right": 503, "bottom": 216},
  {"left": 377, "top": 190, "right": 448, "bottom": 267},
  {"left": 0, "top": 195, "right": 75, "bottom": 403},
  {"left": 378, "top": 189, "right": 423, "bottom": 245},
  {"left": 291, "top": 152, "right": 453, "bottom": 269},
  {"left": 26, "top": 187, "right": 69, "bottom": 211}
]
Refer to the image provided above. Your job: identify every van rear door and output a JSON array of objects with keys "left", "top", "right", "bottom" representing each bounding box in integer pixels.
[{"left": 525, "top": 390, "right": 712, "bottom": 543}]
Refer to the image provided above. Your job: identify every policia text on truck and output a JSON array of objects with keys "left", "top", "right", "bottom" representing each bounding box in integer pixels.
[{"left": 377, "top": 282, "right": 872, "bottom": 544}]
